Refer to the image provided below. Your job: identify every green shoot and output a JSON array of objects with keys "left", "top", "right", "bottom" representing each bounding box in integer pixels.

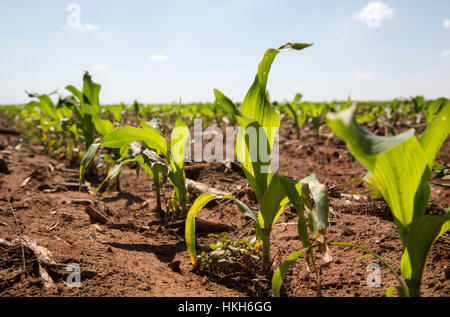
[{"left": 326, "top": 102, "right": 450, "bottom": 296}]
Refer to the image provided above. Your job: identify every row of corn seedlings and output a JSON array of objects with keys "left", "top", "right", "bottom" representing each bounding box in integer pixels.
[
  {"left": 183, "top": 43, "right": 449, "bottom": 297},
  {"left": 1, "top": 42, "right": 448, "bottom": 297}
]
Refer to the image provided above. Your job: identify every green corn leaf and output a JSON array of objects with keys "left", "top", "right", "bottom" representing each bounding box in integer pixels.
[
  {"left": 241, "top": 79, "right": 280, "bottom": 151},
  {"left": 185, "top": 193, "right": 234, "bottom": 266},
  {"left": 412, "top": 96, "right": 425, "bottom": 113},
  {"left": 37, "top": 95, "right": 58, "bottom": 120},
  {"left": 241, "top": 43, "right": 312, "bottom": 149},
  {"left": 110, "top": 105, "right": 124, "bottom": 123},
  {"left": 279, "top": 176, "right": 310, "bottom": 248},
  {"left": 283, "top": 100, "right": 302, "bottom": 139},
  {"left": 327, "top": 105, "right": 429, "bottom": 243},
  {"left": 168, "top": 114, "right": 190, "bottom": 208},
  {"left": 92, "top": 115, "right": 113, "bottom": 137},
  {"left": 386, "top": 286, "right": 399, "bottom": 297},
  {"left": 185, "top": 193, "right": 260, "bottom": 266},
  {"left": 293, "top": 93, "right": 302, "bottom": 104},
  {"left": 79, "top": 143, "right": 101, "bottom": 193},
  {"left": 353, "top": 254, "right": 374, "bottom": 266},
  {"left": 328, "top": 103, "right": 450, "bottom": 297},
  {"left": 214, "top": 89, "right": 244, "bottom": 118},
  {"left": 400, "top": 214, "right": 450, "bottom": 296},
  {"left": 234, "top": 199, "right": 262, "bottom": 240},
  {"left": 94, "top": 156, "right": 137, "bottom": 195},
  {"left": 170, "top": 114, "right": 189, "bottom": 169},
  {"left": 65, "top": 85, "right": 85, "bottom": 104},
  {"left": 119, "top": 144, "right": 130, "bottom": 158},
  {"left": 141, "top": 149, "right": 169, "bottom": 178},
  {"left": 136, "top": 155, "right": 154, "bottom": 178},
  {"left": 258, "top": 173, "right": 288, "bottom": 232},
  {"left": 327, "top": 104, "right": 415, "bottom": 171},
  {"left": 236, "top": 121, "right": 271, "bottom": 203},
  {"left": 419, "top": 102, "right": 450, "bottom": 168},
  {"left": 425, "top": 98, "right": 445, "bottom": 123},
  {"left": 284, "top": 102, "right": 298, "bottom": 124},
  {"left": 142, "top": 148, "right": 167, "bottom": 169},
  {"left": 278, "top": 42, "right": 314, "bottom": 51},
  {"left": 272, "top": 248, "right": 309, "bottom": 297},
  {"left": 82, "top": 72, "right": 101, "bottom": 111},
  {"left": 216, "top": 43, "right": 312, "bottom": 203},
  {"left": 102, "top": 126, "right": 168, "bottom": 156},
  {"left": 151, "top": 162, "right": 169, "bottom": 180},
  {"left": 60, "top": 117, "right": 76, "bottom": 132},
  {"left": 94, "top": 164, "right": 122, "bottom": 195},
  {"left": 257, "top": 43, "right": 312, "bottom": 94},
  {"left": 301, "top": 174, "right": 329, "bottom": 235}
]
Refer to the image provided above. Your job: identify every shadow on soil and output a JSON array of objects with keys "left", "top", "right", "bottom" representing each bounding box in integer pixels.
[
  {"left": 101, "top": 191, "right": 146, "bottom": 207},
  {"left": 102, "top": 240, "right": 185, "bottom": 263}
]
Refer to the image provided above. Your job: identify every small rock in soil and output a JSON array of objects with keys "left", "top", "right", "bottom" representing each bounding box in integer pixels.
[
  {"left": 85, "top": 205, "right": 108, "bottom": 224},
  {"left": 60, "top": 212, "right": 75, "bottom": 222},
  {"left": 337, "top": 225, "right": 355, "bottom": 236}
]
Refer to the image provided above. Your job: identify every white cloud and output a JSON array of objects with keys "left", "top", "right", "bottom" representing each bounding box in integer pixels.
[
  {"left": 84, "top": 24, "right": 101, "bottom": 31},
  {"left": 443, "top": 19, "right": 450, "bottom": 29},
  {"left": 91, "top": 64, "right": 108, "bottom": 71},
  {"left": 355, "top": 1, "right": 395, "bottom": 28},
  {"left": 149, "top": 54, "right": 168, "bottom": 62},
  {"left": 440, "top": 50, "right": 450, "bottom": 58},
  {"left": 354, "top": 72, "right": 375, "bottom": 81}
]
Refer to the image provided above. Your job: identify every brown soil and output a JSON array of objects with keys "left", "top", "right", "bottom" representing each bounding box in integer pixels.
[{"left": 0, "top": 113, "right": 448, "bottom": 297}]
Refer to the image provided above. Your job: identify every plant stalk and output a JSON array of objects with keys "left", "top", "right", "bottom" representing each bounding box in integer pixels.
[{"left": 262, "top": 234, "right": 271, "bottom": 275}]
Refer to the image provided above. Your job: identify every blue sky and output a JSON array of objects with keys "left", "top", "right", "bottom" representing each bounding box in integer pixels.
[{"left": 1, "top": 0, "right": 449, "bottom": 104}]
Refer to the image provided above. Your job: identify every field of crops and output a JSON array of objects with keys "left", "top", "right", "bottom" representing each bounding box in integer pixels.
[{"left": 0, "top": 43, "right": 449, "bottom": 298}]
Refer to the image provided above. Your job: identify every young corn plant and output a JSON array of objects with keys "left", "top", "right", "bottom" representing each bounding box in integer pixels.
[
  {"left": 91, "top": 113, "right": 190, "bottom": 219},
  {"left": 65, "top": 72, "right": 140, "bottom": 191},
  {"left": 282, "top": 93, "right": 308, "bottom": 140},
  {"left": 184, "top": 42, "right": 313, "bottom": 273},
  {"left": 104, "top": 103, "right": 127, "bottom": 126},
  {"left": 271, "top": 173, "right": 409, "bottom": 297},
  {"left": 24, "top": 92, "right": 78, "bottom": 158},
  {"left": 80, "top": 118, "right": 169, "bottom": 215},
  {"left": 326, "top": 102, "right": 450, "bottom": 297},
  {"left": 197, "top": 101, "right": 227, "bottom": 129},
  {"left": 63, "top": 72, "right": 114, "bottom": 150},
  {"left": 410, "top": 95, "right": 426, "bottom": 124},
  {"left": 271, "top": 174, "right": 332, "bottom": 297},
  {"left": 305, "top": 102, "right": 327, "bottom": 140}
]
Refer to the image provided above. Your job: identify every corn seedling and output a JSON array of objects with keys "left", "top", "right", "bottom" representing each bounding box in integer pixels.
[
  {"left": 185, "top": 42, "right": 313, "bottom": 273},
  {"left": 271, "top": 174, "right": 413, "bottom": 297},
  {"left": 94, "top": 113, "right": 190, "bottom": 219},
  {"left": 270, "top": 174, "right": 333, "bottom": 297},
  {"left": 305, "top": 102, "right": 327, "bottom": 140},
  {"left": 24, "top": 90, "right": 84, "bottom": 160},
  {"left": 326, "top": 102, "right": 450, "bottom": 297},
  {"left": 63, "top": 72, "right": 114, "bottom": 149},
  {"left": 281, "top": 93, "right": 308, "bottom": 140},
  {"left": 79, "top": 118, "right": 171, "bottom": 217}
]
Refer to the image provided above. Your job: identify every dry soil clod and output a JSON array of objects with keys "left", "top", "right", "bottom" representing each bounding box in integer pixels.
[{"left": 85, "top": 205, "right": 109, "bottom": 224}]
